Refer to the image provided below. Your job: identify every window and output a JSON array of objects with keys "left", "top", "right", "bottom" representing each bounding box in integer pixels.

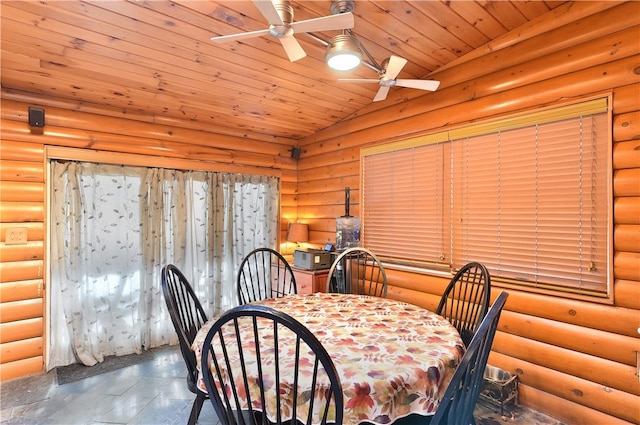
[
  {"left": 361, "top": 98, "right": 611, "bottom": 299},
  {"left": 47, "top": 149, "right": 280, "bottom": 368}
]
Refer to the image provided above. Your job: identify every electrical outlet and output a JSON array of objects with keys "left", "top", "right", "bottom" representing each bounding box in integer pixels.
[{"left": 5, "top": 227, "right": 28, "bottom": 244}]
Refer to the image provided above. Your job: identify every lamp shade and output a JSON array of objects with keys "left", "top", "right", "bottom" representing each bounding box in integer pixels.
[{"left": 287, "top": 223, "right": 309, "bottom": 243}]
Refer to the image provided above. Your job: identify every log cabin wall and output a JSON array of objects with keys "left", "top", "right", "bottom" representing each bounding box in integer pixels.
[
  {"left": 0, "top": 2, "right": 638, "bottom": 424},
  {"left": 0, "top": 93, "right": 300, "bottom": 381},
  {"left": 296, "top": 2, "right": 640, "bottom": 425}
]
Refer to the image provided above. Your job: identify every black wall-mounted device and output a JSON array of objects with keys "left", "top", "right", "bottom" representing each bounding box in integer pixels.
[{"left": 28, "top": 106, "right": 45, "bottom": 127}]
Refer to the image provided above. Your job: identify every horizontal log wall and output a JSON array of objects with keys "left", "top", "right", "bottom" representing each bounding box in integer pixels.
[
  {"left": 0, "top": 94, "right": 300, "bottom": 381},
  {"left": 0, "top": 140, "right": 45, "bottom": 381},
  {"left": 0, "top": 2, "right": 638, "bottom": 424},
  {"left": 297, "top": 2, "right": 640, "bottom": 425}
]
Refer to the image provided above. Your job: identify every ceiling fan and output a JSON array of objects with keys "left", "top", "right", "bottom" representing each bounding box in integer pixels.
[
  {"left": 339, "top": 55, "right": 441, "bottom": 102},
  {"left": 210, "top": 0, "right": 354, "bottom": 62}
]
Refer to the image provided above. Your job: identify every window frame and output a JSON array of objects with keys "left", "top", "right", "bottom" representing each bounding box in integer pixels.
[{"left": 360, "top": 96, "right": 613, "bottom": 303}]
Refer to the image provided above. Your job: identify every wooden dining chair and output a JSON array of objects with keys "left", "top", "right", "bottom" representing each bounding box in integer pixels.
[
  {"left": 428, "top": 291, "right": 509, "bottom": 425},
  {"left": 161, "top": 264, "right": 209, "bottom": 425},
  {"left": 437, "top": 262, "right": 491, "bottom": 346},
  {"left": 237, "top": 248, "right": 297, "bottom": 305},
  {"left": 200, "top": 304, "right": 344, "bottom": 425},
  {"left": 326, "top": 247, "right": 388, "bottom": 297}
]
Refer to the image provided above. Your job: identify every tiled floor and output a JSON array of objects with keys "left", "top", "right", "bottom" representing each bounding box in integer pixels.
[
  {"left": 0, "top": 346, "right": 214, "bottom": 425},
  {"left": 1, "top": 345, "right": 565, "bottom": 425}
]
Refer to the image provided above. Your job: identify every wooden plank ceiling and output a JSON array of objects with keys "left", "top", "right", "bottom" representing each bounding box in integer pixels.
[{"left": 1, "top": 1, "right": 567, "bottom": 143}]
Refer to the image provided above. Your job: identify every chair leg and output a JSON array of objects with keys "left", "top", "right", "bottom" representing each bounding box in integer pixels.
[{"left": 188, "top": 392, "right": 206, "bottom": 425}]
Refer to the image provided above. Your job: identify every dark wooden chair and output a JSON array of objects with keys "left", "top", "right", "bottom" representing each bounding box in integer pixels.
[
  {"left": 437, "top": 262, "right": 491, "bottom": 346},
  {"left": 200, "top": 304, "right": 344, "bottom": 425},
  {"left": 326, "top": 247, "right": 387, "bottom": 297},
  {"left": 161, "top": 264, "right": 209, "bottom": 425},
  {"left": 237, "top": 248, "right": 297, "bottom": 305},
  {"left": 428, "top": 291, "right": 509, "bottom": 425}
]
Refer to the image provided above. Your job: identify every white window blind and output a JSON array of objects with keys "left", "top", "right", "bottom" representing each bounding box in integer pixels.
[{"left": 361, "top": 98, "right": 611, "bottom": 297}]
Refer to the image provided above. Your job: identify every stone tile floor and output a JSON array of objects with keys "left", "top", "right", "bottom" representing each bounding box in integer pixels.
[{"left": 1, "top": 345, "right": 566, "bottom": 425}]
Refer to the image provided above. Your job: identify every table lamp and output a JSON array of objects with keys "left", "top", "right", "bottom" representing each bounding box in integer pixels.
[{"left": 287, "top": 222, "right": 309, "bottom": 246}]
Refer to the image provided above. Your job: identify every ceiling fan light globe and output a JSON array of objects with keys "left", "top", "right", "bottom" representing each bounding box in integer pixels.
[
  {"left": 327, "top": 52, "right": 361, "bottom": 71},
  {"left": 326, "top": 34, "right": 361, "bottom": 71}
]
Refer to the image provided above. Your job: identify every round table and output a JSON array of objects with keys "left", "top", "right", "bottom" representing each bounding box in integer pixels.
[{"left": 193, "top": 293, "right": 465, "bottom": 425}]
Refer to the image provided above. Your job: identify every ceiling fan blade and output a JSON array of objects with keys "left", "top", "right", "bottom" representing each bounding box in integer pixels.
[
  {"left": 291, "top": 12, "right": 354, "bottom": 33},
  {"left": 279, "top": 36, "right": 307, "bottom": 61},
  {"left": 384, "top": 55, "right": 408, "bottom": 80},
  {"left": 253, "top": 0, "right": 284, "bottom": 25},
  {"left": 373, "top": 86, "right": 390, "bottom": 102},
  {"left": 395, "top": 79, "right": 441, "bottom": 91},
  {"left": 210, "top": 28, "right": 271, "bottom": 43},
  {"left": 338, "top": 78, "right": 380, "bottom": 84}
]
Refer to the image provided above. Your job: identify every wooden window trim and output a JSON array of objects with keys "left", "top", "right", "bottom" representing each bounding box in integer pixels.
[{"left": 45, "top": 146, "right": 281, "bottom": 177}]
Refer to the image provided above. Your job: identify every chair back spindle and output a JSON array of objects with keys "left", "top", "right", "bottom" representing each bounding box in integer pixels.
[
  {"left": 326, "top": 247, "right": 388, "bottom": 297},
  {"left": 430, "top": 291, "right": 509, "bottom": 425},
  {"left": 161, "top": 264, "right": 209, "bottom": 425},
  {"left": 238, "top": 248, "right": 297, "bottom": 304},
  {"left": 437, "top": 262, "right": 491, "bottom": 346},
  {"left": 201, "top": 304, "right": 344, "bottom": 425}
]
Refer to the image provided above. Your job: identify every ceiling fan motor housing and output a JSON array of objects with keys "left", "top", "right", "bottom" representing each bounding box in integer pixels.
[
  {"left": 379, "top": 79, "right": 397, "bottom": 87},
  {"left": 269, "top": 0, "right": 295, "bottom": 37},
  {"left": 331, "top": 0, "right": 356, "bottom": 15}
]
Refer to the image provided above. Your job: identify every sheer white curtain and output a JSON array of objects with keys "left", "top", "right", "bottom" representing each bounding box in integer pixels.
[{"left": 49, "top": 161, "right": 279, "bottom": 369}]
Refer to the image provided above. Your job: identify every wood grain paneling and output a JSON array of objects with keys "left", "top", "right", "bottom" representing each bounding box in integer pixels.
[
  {"left": 490, "top": 352, "right": 639, "bottom": 424},
  {"left": 0, "top": 161, "right": 44, "bottom": 182},
  {"left": 0, "top": 318, "right": 43, "bottom": 344},
  {"left": 614, "top": 140, "right": 640, "bottom": 171},
  {"left": 517, "top": 384, "right": 635, "bottom": 425},
  {"left": 0, "top": 113, "right": 297, "bottom": 170},
  {"left": 0, "top": 94, "right": 300, "bottom": 382},
  {"left": 0, "top": 1, "right": 571, "bottom": 140},
  {"left": 499, "top": 310, "right": 638, "bottom": 366},
  {"left": 0, "top": 337, "right": 43, "bottom": 365},
  {"left": 0, "top": 356, "right": 43, "bottom": 381},
  {"left": 301, "top": 3, "right": 639, "bottom": 146},
  {"left": 615, "top": 225, "right": 640, "bottom": 253},
  {"left": 614, "top": 279, "right": 640, "bottom": 310},
  {"left": 0, "top": 223, "right": 44, "bottom": 243},
  {"left": 296, "top": 4, "right": 640, "bottom": 423},
  {"left": 0, "top": 140, "right": 45, "bottom": 161},
  {"left": 614, "top": 252, "right": 640, "bottom": 282},
  {"left": 0, "top": 139, "right": 46, "bottom": 380},
  {"left": 0, "top": 299, "right": 43, "bottom": 323},
  {"left": 614, "top": 111, "right": 640, "bottom": 143},
  {"left": 0, "top": 202, "right": 44, "bottom": 223},
  {"left": 0, "top": 181, "right": 45, "bottom": 202},
  {"left": 0, "top": 2, "right": 638, "bottom": 424},
  {"left": 613, "top": 84, "right": 640, "bottom": 115},
  {"left": 493, "top": 331, "right": 639, "bottom": 398},
  {"left": 614, "top": 169, "right": 640, "bottom": 197},
  {"left": 0, "top": 280, "right": 44, "bottom": 303}
]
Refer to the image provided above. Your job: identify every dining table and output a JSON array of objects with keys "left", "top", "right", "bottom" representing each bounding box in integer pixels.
[{"left": 192, "top": 292, "right": 465, "bottom": 425}]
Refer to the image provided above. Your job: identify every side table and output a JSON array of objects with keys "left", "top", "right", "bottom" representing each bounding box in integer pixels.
[{"left": 291, "top": 267, "right": 329, "bottom": 293}]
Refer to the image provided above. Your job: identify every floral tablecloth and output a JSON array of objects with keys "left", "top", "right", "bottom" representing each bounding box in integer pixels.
[{"left": 192, "top": 293, "right": 464, "bottom": 425}]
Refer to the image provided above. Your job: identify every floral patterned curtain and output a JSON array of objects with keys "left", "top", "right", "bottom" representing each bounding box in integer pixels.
[{"left": 49, "top": 161, "right": 279, "bottom": 369}]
